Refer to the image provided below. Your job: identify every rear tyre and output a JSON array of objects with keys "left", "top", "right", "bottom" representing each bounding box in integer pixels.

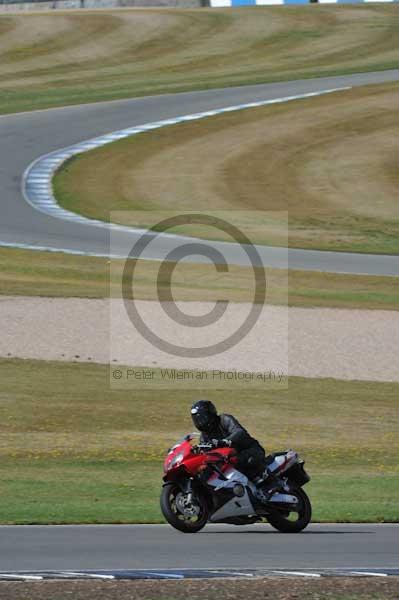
[
  {"left": 160, "top": 482, "right": 209, "bottom": 533},
  {"left": 267, "top": 487, "right": 312, "bottom": 533}
]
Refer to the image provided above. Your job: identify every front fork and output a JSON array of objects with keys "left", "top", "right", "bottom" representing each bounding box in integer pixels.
[
  {"left": 163, "top": 476, "right": 195, "bottom": 501},
  {"left": 178, "top": 477, "right": 193, "bottom": 494}
]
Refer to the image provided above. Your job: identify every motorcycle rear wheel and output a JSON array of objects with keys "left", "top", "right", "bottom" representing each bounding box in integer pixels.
[
  {"left": 266, "top": 487, "right": 312, "bottom": 533},
  {"left": 161, "top": 482, "right": 209, "bottom": 533}
]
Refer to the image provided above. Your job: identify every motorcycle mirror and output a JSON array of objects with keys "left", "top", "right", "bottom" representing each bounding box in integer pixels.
[{"left": 184, "top": 432, "right": 200, "bottom": 441}]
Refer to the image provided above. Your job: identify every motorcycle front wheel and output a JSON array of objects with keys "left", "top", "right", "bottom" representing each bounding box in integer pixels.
[
  {"left": 267, "top": 487, "right": 312, "bottom": 533},
  {"left": 160, "top": 482, "right": 209, "bottom": 533}
]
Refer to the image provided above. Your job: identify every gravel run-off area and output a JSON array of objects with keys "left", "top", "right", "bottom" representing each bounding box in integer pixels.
[
  {"left": 1, "top": 296, "right": 398, "bottom": 382},
  {"left": 0, "top": 577, "right": 399, "bottom": 600}
]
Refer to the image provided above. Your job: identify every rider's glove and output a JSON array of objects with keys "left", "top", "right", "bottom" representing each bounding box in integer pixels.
[
  {"left": 211, "top": 438, "right": 231, "bottom": 448},
  {"left": 221, "top": 438, "right": 232, "bottom": 447}
]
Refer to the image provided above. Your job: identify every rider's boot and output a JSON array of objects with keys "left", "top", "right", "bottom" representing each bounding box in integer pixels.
[
  {"left": 252, "top": 468, "right": 274, "bottom": 503},
  {"left": 253, "top": 466, "right": 270, "bottom": 488},
  {"left": 253, "top": 469, "right": 283, "bottom": 503}
]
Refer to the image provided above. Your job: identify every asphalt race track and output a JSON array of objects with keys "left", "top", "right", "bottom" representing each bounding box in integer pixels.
[
  {"left": 1, "top": 524, "right": 398, "bottom": 575},
  {"left": 1, "top": 69, "right": 399, "bottom": 275}
]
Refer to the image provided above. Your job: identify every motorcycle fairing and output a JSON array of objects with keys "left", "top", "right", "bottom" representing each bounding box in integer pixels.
[
  {"left": 206, "top": 465, "right": 249, "bottom": 490},
  {"left": 206, "top": 466, "right": 257, "bottom": 522},
  {"left": 266, "top": 449, "right": 298, "bottom": 475},
  {"left": 209, "top": 488, "right": 256, "bottom": 522}
]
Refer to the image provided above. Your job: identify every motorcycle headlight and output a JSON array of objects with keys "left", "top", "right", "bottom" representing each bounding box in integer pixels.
[{"left": 168, "top": 452, "right": 184, "bottom": 471}]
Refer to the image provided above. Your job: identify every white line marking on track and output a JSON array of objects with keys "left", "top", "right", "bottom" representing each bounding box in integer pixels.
[
  {"left": 0, "top": 574, "right": 43, "bottom": 580},
  {"left": 273, "top": 571, "right": 321, "bottom": 578},
  {"left": 350, "top": 572, "right": 388, "bottom": 577},
  {"left": 216, "top": 571, "right": 254, "bottom": 577},
  {"left": 145, "top": 572, "right": 184, "bottom": 579},
  {"left": 63, "top": 572, "right": 115, "bottom": 579},
  {"left": 207, "top": 570, "right": 254, "bottom": 577}
]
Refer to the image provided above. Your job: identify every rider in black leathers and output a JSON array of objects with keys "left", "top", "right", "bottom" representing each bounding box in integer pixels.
[{"left": 191, "top": 400, "right": 266, "bottom": 482}]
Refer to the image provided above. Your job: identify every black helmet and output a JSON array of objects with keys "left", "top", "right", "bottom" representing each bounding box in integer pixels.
[{"left": 191, "top": 400, "right": 217, "bottom": 433}]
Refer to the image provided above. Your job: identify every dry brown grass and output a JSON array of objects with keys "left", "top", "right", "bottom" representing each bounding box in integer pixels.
[
  {"left": 55, "top": 82, "right": 399, "bottom": 255},
  {"left": 1, "top": 359, "right": 398, "bottom": 463},
  {"left": 1, "top": 246, "right": 398, "bottom": 310},
  {"left": 1, "top": 6, "right": 399, "bottom": 113}
]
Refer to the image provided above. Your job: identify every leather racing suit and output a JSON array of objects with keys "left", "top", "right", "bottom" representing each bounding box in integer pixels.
[{"left": 200, "top": 413, "right": 265, "bottom": 480}]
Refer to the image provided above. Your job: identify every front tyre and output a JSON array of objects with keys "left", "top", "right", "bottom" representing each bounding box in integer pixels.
[
  {"left": 267, "top": 487, "right": 312, "bottom": 533},
  {"left": 160, "top": 482, "right": 209, "bottom": 533}
]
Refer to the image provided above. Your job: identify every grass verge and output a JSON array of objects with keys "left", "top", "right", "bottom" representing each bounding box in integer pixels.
[
  {"left": 1, "top": 247, "right": 398, "bottom": 310},
  {"left": 0, "top": 6, "right": 399, "bottom": 115},
  {"left": 0, "top": 357, "right": 398, "bottom": 524}
]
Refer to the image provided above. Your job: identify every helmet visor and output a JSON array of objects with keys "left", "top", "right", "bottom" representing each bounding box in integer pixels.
[{"left": 191, "top": 408, "right": 211, "bottom": 431}]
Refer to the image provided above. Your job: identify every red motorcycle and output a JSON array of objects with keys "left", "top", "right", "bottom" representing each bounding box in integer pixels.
[{"left": 161, "top": 434, "right": 311, "bottom": 534}]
